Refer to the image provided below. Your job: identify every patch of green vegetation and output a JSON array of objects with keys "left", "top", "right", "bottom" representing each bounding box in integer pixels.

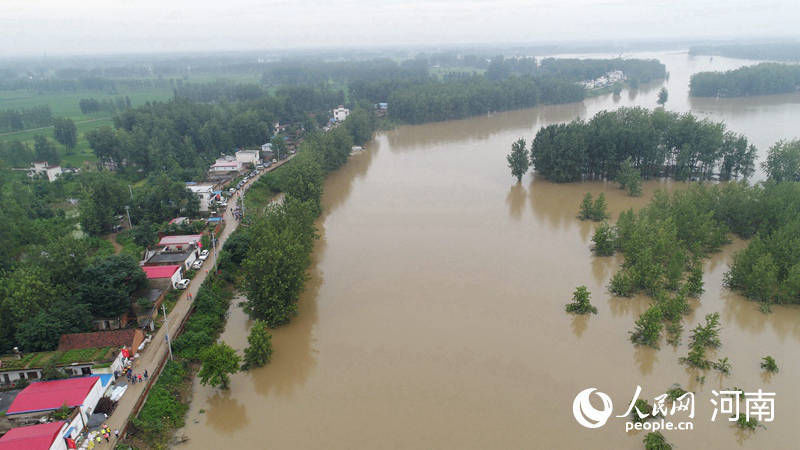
[
  {"left": 565, "top": 286, "right": 597, "bottom": 314},
  {"left": 760, "top": 355, "right": 779, "bottom": 373},
  {"left": 56, "top": 347, "right": 114, "bottom": 365}
]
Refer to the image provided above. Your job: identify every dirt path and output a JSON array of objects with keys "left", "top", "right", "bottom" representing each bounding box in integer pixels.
[{"left": 104, "top": 232, "right": 123, "bottom": 254}]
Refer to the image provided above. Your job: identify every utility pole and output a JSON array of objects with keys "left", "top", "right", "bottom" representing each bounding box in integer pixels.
[
  {"left": 125, "top": 205, "right": 132, "bottom": 229},
  {"left": 162, "top": 304, "right": 173, "bottom": 361},
  {"left": 212, "top": 230, "right": 218, "bottom": 273}
]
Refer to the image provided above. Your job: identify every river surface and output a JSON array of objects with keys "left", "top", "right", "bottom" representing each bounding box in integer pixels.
[{"left": 180, "top": 51, "right": 800, "bottom": 449}]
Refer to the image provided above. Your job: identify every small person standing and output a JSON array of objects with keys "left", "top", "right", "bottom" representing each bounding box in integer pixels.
[
  {"left": 115, "top": 429, "right": 120, "bottom": 440},
  {"left": 144, "top": 369, "right": 149, "bottom": 380}
]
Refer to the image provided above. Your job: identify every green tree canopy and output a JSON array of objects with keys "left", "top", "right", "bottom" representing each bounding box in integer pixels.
[
  {"left": 198, "top": 342, "right": 241, "bottom": 389},
  {"left": 763, "top": 139, "right": 800, "bottom": 182},
  {"left": 78, "top": 254, "right": 147, "bottom": 317},
  {"left": 53, "top": 117, "right": 77, "bottom": 151},
  {"left": 506, "top": 138, "right": 529, "bottom": 182},
  {"left": 33, "top": 135, "right": 60, "bottom": 166},
  {"left": 242, "top": 320, "right": 273, "bottom": 370}
]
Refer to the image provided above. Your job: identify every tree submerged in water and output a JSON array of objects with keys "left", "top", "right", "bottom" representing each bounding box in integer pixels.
[
  {"left": 760, "top": 355, "right": 779, "bottom": 373},
  {"left": 565, "top": 286, "right": 597, "bottom": 314},
  {"left": 679, "top": 312, "right": 722, "bottom": 369},
  {"left": 643, "top": 431, "right": 672, "bottom": 449},
  {"left": 199, "top": 342, "right": 241, "bottom": 389},
  {"left": 657, "top": 87, "right": 669, "bottom": 106},
  {"left": 630, "top": 304, "right": 663, "bottom": 348},
  {"left": 506, "top": 138, "right": 529, "bottom": 182},
  {"left": 615, "top": 157, "right": 642, "bottom": 196},
  {"left": 591, "top": 222, "right": 617, "bottom": 256},
  {"left": 242, "top": 320, "right": 273, "bottom": 370},
  {"left": 578, "top": 193, "right": 609, "bottom": 221}
]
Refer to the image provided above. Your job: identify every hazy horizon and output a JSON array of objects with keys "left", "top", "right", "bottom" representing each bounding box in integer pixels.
[{"left": 2, "top": 0, "right": 800, "bottom": 57}]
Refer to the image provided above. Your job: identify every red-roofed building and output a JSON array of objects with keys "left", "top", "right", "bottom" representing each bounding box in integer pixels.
[
  {"left": 142, "top": 265, "right": 183, "bottom": 289},
  {"left": 6, "top": 377, "right": 102, "bottom": 417},
  {"left": 4, "top": 378, "right": 104, "bottom": 446},
  {"left": 0, "top": 421, "right": 69, "bottom": 450}
]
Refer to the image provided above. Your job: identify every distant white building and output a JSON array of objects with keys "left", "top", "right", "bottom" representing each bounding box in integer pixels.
[
  {"left": 261, "top": 143, "right": 272, "bottom": 152},
  {"left": 209, "top": 155, "right": 242, "bottom": 174},
  {"left": 186, "top": 183, "right": 215, "bottom": 211},
  {"left": 332, "top": 106, "right": 350, "bottom": 122},
  {"left": 28, "top": 161, "right": 62, "bottom": 182},
  {"left": 235, "top": 149, "right": 260, "bottom": 166},
  {"left": 580, "top": 70, "right": 626, "bottom": 90}
]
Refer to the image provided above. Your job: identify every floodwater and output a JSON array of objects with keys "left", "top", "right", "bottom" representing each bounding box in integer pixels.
[{"left": 180, "top": 52, "right": 800, "bottom": 449}]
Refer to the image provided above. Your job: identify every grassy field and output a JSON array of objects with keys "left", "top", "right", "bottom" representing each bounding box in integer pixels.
[
  {"left": 0, "top": 86, "right": 173, "bottom": 167},
  {"left": 0, "top": 87, "right": 174, "bottom": 120}
]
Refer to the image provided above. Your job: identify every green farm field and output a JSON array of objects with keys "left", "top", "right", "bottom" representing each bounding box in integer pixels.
[{"left": 0, "top": 86, "right": 174, "bottom": 167}]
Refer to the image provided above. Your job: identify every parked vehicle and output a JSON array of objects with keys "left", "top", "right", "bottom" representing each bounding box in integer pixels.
[
  {"left": 191, "top": 260, "right": 203, "bottom": 270},
  {"left": 199, "top": 249, "right": 210, "bottom": 261},
  {"left": 272, "top": 158, "right": 277, "bottom": 163},
  {"left": 175, "top": 279, "right": 190, "bottom": 289},
  {"left": 229, "top": 188, "right": 236, "bottom": 193}
]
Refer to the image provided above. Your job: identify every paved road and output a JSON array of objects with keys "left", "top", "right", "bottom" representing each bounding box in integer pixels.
[{"left": 102, "top": 157, "right": 294, "bottom": 447}]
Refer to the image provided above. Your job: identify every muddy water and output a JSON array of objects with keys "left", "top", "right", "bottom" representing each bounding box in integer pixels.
[{"left": 181, "top": 52, "right": 800, "bottom": 449}]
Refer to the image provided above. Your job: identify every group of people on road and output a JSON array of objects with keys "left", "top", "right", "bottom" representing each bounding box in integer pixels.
[
  {"left": 126, "top": 369, "right": 148, "bottom": 385},
  {"left": 87, "top": 424, "right": 119, "bottom": 449}
]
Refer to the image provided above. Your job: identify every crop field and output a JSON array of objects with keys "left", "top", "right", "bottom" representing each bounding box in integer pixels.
[{"left": 0, "top": 85, "right": 173, "bottom": 167}]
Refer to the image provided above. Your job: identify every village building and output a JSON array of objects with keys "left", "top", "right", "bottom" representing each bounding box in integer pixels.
[
  {"left": 0, "top": 348, "right": 118, "bottom": 387},
  {"left": 91, "top": 313, "right": 130, "bottom": 331},
  {"left": 28, "top": 162, "right": 62, "bottom": 182},
  {"left": 132, "top": 288, "right": 167, "bottom": 329},
  {"left": 235, "top": 149, "right": 260, "bottom": 167},
  {"left": 156, "top": 234, "right": 202, "bottom": 252},
  {"left": 142, "top": 265, "right": 183, "bottom": 290},
  {"left": 273, "top": 122, "right": 286, "bottom": 136},
  {"left": 186, "top": 183, "right": 216, "bottom": 212},
  {"left": 3, "top": 377, "right": 107, "bottom": 444},
  {"left": 209, "top": 156, "right": 242, "bottom": 174},
  {"left": 144, "top": 246, "right": 198, "bottom": 271},
  {"left": 0, "top": 421, "right": 71, "bottom": 450},
  {"left": 332, "top": 106, "right": 350, "bottom": 122}
]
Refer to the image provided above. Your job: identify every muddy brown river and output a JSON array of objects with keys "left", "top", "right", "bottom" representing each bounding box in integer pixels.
[{"left": 180, "top": 51, "right": 800, "bottom": 449}]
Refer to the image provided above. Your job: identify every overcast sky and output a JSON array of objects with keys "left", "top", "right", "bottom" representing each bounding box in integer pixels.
[{"left": 2, "top": 0, "right": 799, "bottom": 56}]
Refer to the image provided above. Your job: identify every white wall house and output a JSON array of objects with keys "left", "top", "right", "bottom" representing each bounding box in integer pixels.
[
  {"left": 29, "top": 161, "right": 63, "bottom": 182},
  {"left": 187, "top": 183, "right": 215, "bottom": 212},
  {"left": 0, "top": 363, "right": 96, "bottom": 385},
  {"left": 333, "top": 106, "right": 350, "bottom": 122},
  {"left": 209, "top": 156, "right": 242, "bottom": 173},
  {"left": 235, "top": 149, "right": 260, "bottom": 166}
]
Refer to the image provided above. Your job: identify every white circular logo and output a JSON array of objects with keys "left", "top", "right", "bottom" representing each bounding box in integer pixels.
[{"left": 573, "top": 388, "right": 613, "bottom": 429}]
